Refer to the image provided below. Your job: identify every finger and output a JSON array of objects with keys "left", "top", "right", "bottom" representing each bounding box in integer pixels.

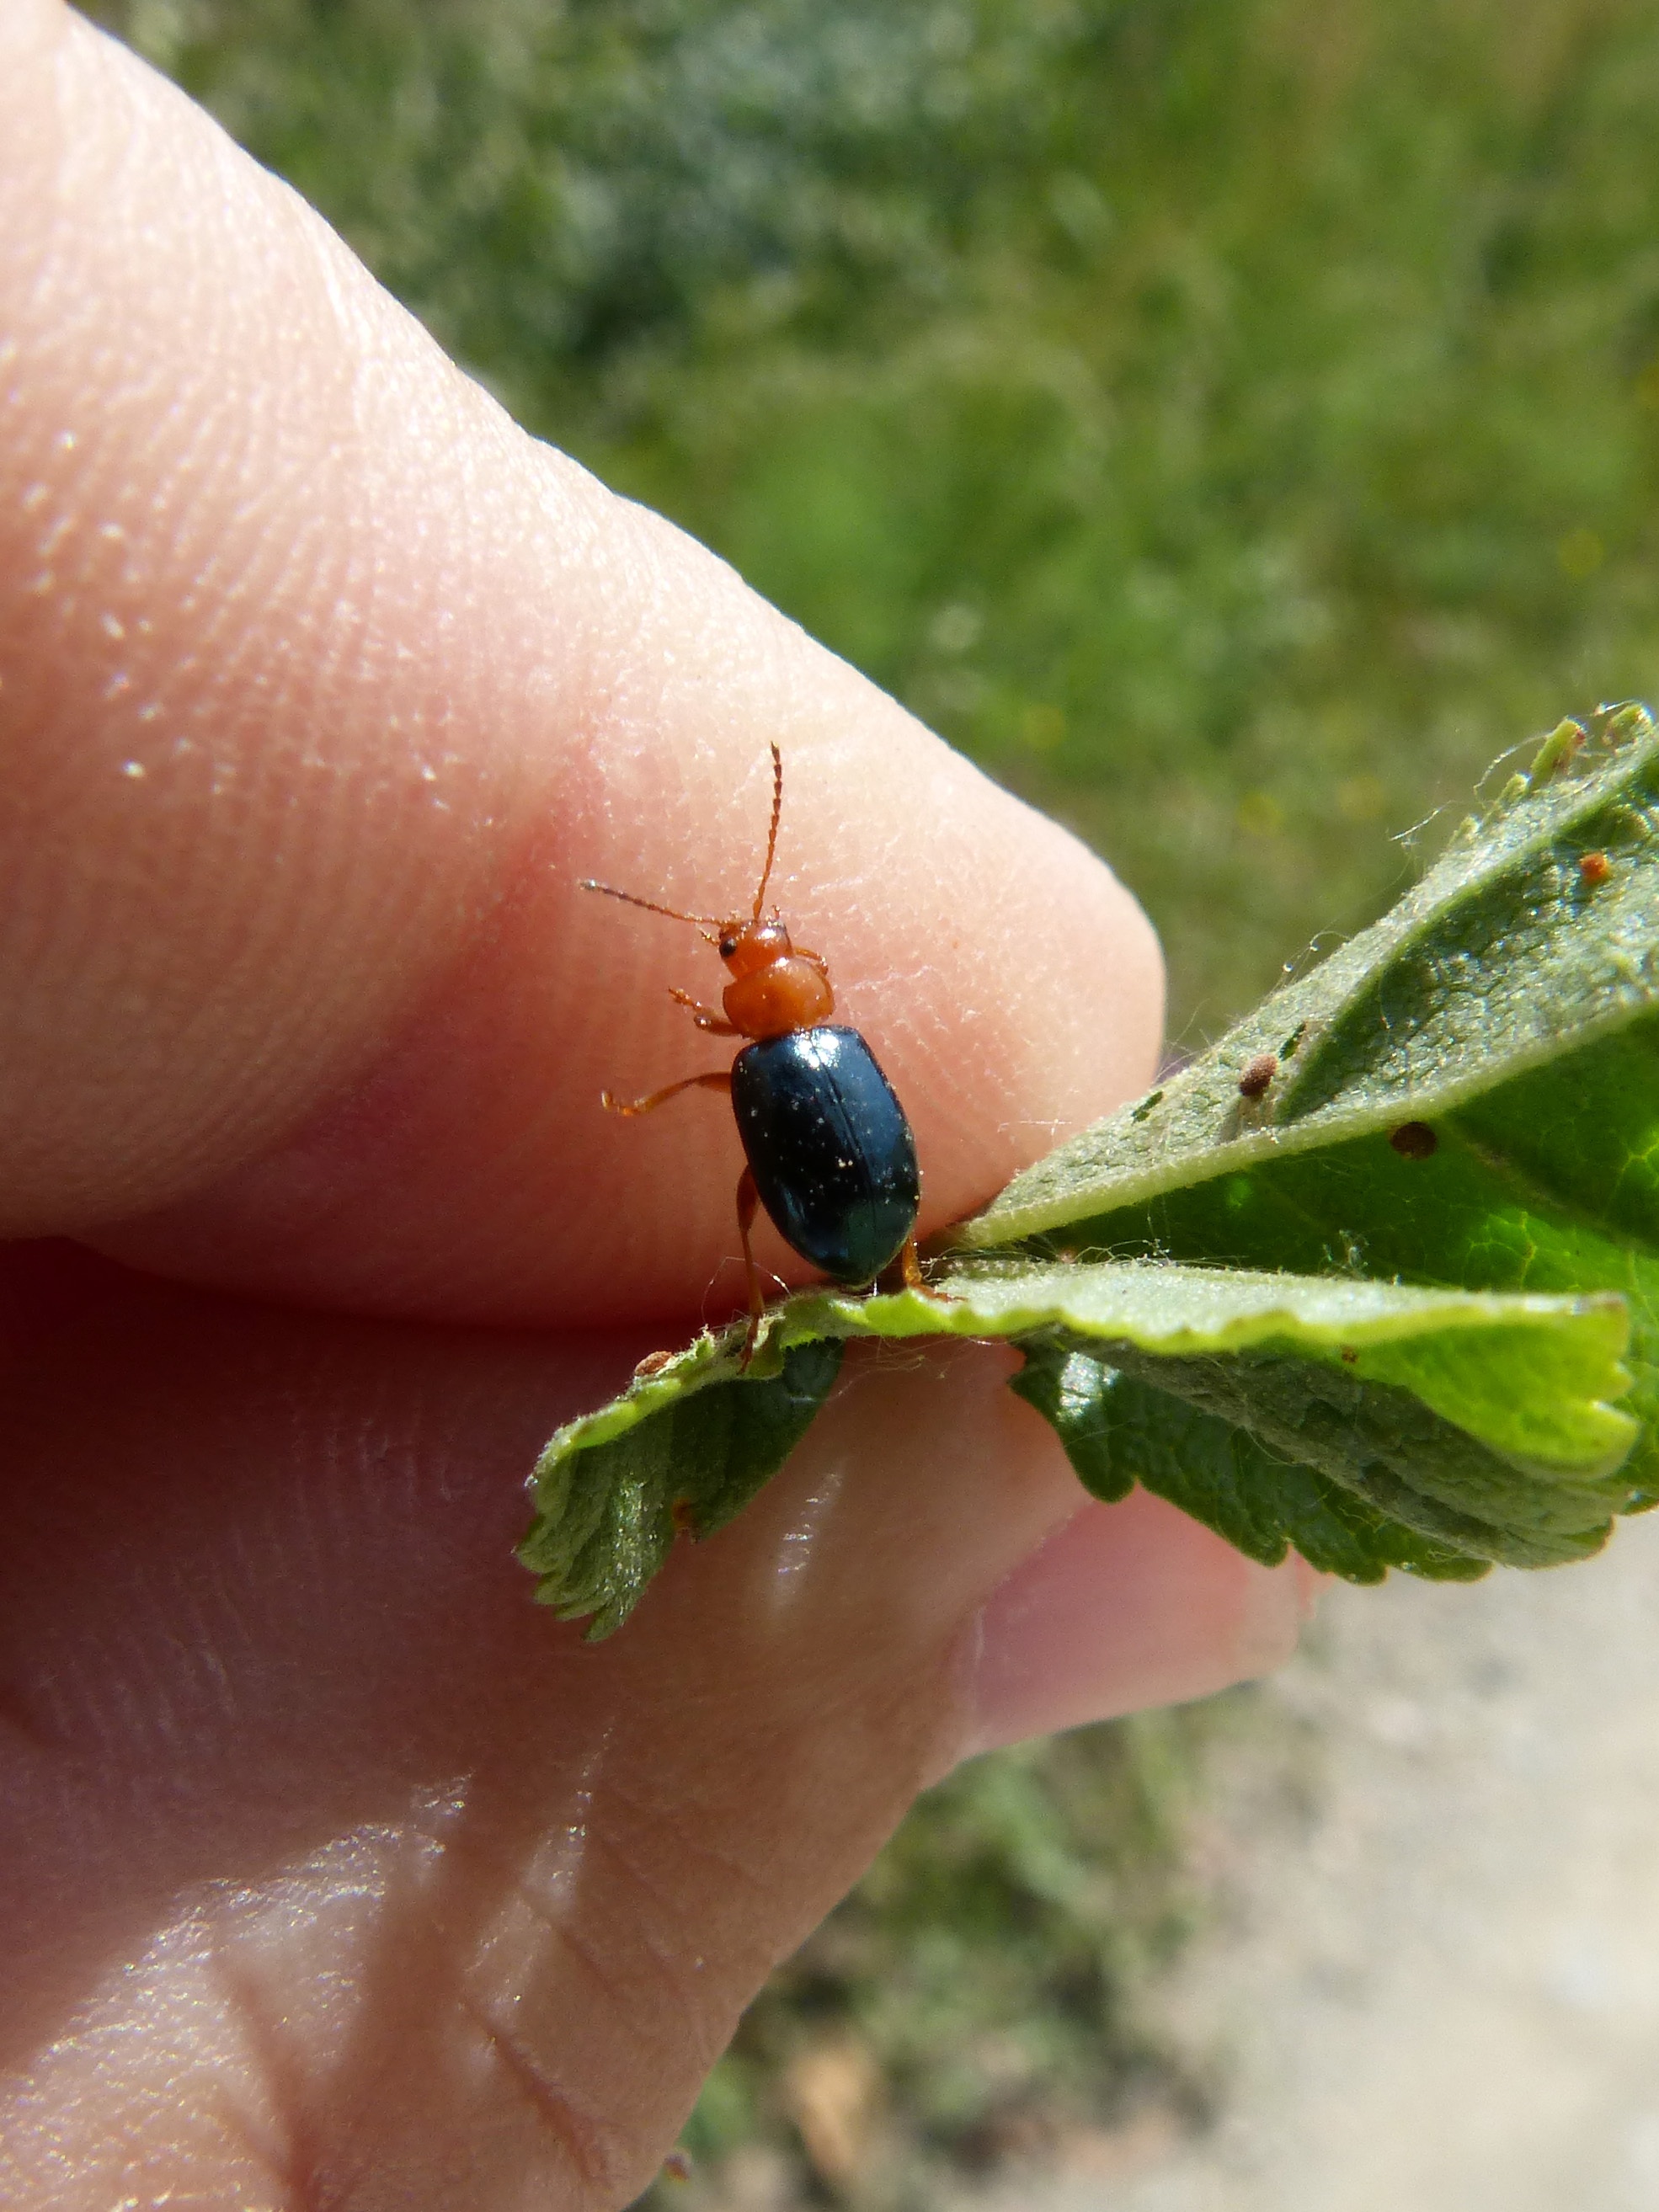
[
  {"left": 0, "top": 1250, "right": 1304, "bottom": 2204},
  {"left": 964, "top": 1488, "right": 1323, "bottom": 1756},
  {"left": 0, "top": 8, "right": 1161, "bottom": 1325}
]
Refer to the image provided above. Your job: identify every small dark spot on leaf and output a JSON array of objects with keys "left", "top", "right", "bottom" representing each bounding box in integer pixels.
[
  {"left": 1279, "top": 1020, "right": 1308, "bottom": 1058},
  {"left": 634, "top": 1349, "right": 675, "bottom": 1378},
  {"left": 1238, "top": 1053, "right": 1278, "bottom": 1100},
  {"left": 1578, "top": 849, "right": 1612, "bottom": 885},
  {"left": 1390, "top": 1121, "right": 1438, "bottom": 1160},
  {"left": 1340, "top": 1346, "right": 1358, "bottom": 1364},
  {"left": 1131, "top": 1088, "right": 1165, "bottom": 1122}
]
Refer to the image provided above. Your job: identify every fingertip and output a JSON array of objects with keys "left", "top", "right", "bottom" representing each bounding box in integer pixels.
[
  {"left": 87, "top": 664, "right": 1163, "bottom": 1327},
  {"left": 958, "top": 1490, "right": 1319, "bottom": 1761}
]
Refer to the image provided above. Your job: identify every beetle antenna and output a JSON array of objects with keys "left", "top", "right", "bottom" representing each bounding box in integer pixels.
[
  {"left": 580, "top": 879, "right": 722, "bottom": 935},
  {"left": 751, "top": 744, "right": 784, "bottom": 921}
]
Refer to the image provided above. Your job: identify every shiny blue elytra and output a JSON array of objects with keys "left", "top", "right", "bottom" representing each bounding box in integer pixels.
[{"left": 730, "top": 1026, "right": 920, "bottom": 1284}]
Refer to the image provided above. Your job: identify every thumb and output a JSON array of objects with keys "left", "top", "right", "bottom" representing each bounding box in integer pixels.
[{"left": 0, "top": 1246, "right": 1309, "bottom": 2207}]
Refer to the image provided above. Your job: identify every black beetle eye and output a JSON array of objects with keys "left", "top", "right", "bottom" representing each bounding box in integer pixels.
[{"left": 718, "top": 935, "right": 738, "bottom": 958}]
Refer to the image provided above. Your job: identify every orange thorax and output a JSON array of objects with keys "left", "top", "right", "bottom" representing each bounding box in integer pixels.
[{"left": 718, "top": 920, "right": 835, "bottom": 1038}]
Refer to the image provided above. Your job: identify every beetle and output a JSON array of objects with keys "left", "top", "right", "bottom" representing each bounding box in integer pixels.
[{"left": 582, "top": 746, "right": 924, "bottom": 1359}]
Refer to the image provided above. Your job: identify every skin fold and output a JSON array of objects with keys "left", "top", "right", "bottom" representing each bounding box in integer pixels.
[{"left": 0, "top": 7, "right": 1317, "bottom": 2204}]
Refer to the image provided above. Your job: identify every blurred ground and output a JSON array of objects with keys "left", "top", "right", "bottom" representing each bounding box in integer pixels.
[{"left": 962, "top": 1512, "right": 1659, "bottom": 2212}]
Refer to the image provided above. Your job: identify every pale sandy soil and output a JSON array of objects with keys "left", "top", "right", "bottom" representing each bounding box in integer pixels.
[{"left": 970, "top": 1508, "right": 1659, "bottom": 2212}]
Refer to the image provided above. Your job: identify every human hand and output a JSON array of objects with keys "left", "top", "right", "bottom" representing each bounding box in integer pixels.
[{"left": 0, "top": 7, "right": 1316, "bottom": 2202}]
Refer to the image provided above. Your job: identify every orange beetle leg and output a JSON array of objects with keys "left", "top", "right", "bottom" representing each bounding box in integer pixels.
[
  {"left": 669, "top": 986, "right": 741, "bottom": 1036},
  {"left": 736, "top": 1165, "right": 766, "bottom": 1367},
  {"left": 886, "top": 1234, "right": 958, "bottom": 1303},
  {"left": 600, "top": 1069, "right": 733, "bottom": 1117}
]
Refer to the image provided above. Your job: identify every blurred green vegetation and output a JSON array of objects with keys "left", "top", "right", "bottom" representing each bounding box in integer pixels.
[
  {"left": 92, "top": 0, "right": 1659, "bottom": 1034},
  {"left": 86, "top": 0, "right": 1659, "bottom": 2195}
]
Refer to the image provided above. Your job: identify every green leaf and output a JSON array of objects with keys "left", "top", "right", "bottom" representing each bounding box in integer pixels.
[
  {"left": 525, "top": 706, "right": 1656, "bottom": 1634},
  {"left": 960, "top": 702, "right": 1659, "bottom": 1496},
  {"left": 519, "top": 1338, "right": 843, "bottom": 1639},
  {"left": 1007, "top": 1340, "right": 1487, "bottom": 1583},
  {"left": 966, "top": 706, "right": 1659, "bottom": 1243},
  {"left": 524, "top": 1257, "right": 1635, "bottom": 1633}
]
